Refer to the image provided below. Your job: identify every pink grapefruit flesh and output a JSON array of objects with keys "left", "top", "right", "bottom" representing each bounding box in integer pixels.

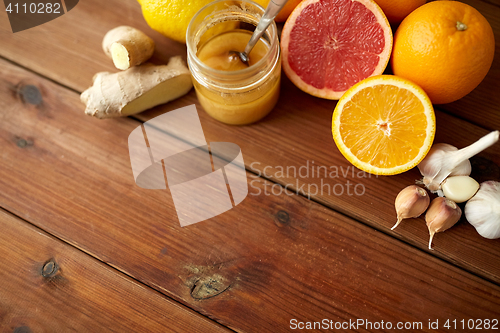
[{"left": 281, "top": 0, "right": 393, "bottom": 99}]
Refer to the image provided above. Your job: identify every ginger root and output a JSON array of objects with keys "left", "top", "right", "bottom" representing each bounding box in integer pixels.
[
  {"left": 102, "top": 26, "right": 155, "bottom": 70},
  {"left": 81, "top": 56, "right": 193, "bottom": 119}
]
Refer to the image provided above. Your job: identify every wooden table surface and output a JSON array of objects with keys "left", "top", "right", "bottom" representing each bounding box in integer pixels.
[{"left": 1, "top": 0, "right": 499, "bottom": 332}]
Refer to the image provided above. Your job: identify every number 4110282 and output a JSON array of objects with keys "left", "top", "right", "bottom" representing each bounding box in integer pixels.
[
  {"left": 6, "top": 2, "right": 62, "bottom": 14},
  {"left": 444, "top": 319, "right": 498, "bottom": 330}
]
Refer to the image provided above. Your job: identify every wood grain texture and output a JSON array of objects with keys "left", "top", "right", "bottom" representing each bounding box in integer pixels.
[
  {"left": 1, "top": 0, "right": 500, "bottom": 282},
  {"left": 0, "top": 209, "right": 230, "bottom": 333},
  {"left": 0, "top": 0, "right": 184, "bottom": 91},
  {"left": 143, "top": 80, "right": 500, "bottom": 283},
  {"left": 0, "top": 0, "right": 498, "bottom": 129},
  {"left": 0, "top": 59, "right": 499, "bottom": 333}
]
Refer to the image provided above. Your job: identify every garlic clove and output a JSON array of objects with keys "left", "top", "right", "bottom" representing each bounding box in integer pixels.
[
  {"left": 465, "top": 181, "right": 500, "bottom": 239},
  {"left": 442, "top": 176, "right": 480, "bottom": 203},
  {"left": 392, "top": 185, "right": 430, "bottom": 230},
  {"left": 418, "top": 131, "right": 499, "bottom": 192},
  {"left": 425, "top": 197, "right": 462, "bottom": 249}
]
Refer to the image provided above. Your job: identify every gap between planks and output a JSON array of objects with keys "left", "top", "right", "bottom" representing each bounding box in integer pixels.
[
  {"left": 2, "top": 56, "right": 500, "bottom": 332},
  {"left": 0, "top": 0, "right": 500, "bottom": 282},
  {"left": 133, "top": 116, "right": 500, "bottom": 288},
  {"left": 0, "top": 205, "right": 238, "bottom": 333},
  {"left": 1, "top": 53, "right": 499, "bottom": 287}
]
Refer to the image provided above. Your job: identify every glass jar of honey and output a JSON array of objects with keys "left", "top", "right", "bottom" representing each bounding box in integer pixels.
[{"left": 186, "top": 0, "right": 281, "bottom": 125}]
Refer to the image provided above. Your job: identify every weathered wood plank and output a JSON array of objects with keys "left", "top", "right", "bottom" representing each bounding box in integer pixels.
[
  {"left": 1, "top": 58, "right": 499, "bottom": 332},
  {"left": 0, "top": 0, "right": 498, "bottom": 129},
  {"left": 0, "top": 0, "right": 184, "bottom": 90},
  {"left": 148, "top": 79, "right": 500, "bottom": 283},
  {"left": 0, "top": 209, "right": 231, "bottom": 333},
  {"left": 1, "top": 0, "right": 499, "bottom": 281}
]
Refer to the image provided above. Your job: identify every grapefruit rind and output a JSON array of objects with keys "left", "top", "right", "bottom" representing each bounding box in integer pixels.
[
  {"left": 281, "top": 0, "right": 393, "bottom": 100},
  {"left": 332, "top": 75, "right": 436, "bottom": 175}
]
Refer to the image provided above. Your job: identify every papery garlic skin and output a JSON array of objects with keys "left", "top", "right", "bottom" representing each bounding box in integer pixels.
[
  {"left": 442, "top": 176, "right": 480, "bottom": 203},
  {"left": 418, "top": 131, "right": 499, "bottom": 193},
  {"left": 392, "top": 185, "right": 430, "bottom": 230},
  {"left": 418, "top": 144, "right": 471, "bottom": 192},
  {"left": 425, "top": 197, "right": 462, "bottom": 249},
  {"left": 465, "top": 181, "right": 500, "bottom": 239}
]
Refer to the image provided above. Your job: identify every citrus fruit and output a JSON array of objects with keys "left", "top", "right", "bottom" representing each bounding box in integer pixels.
[
  {"left": 281, "top": 0, "right": 393, "bottom": 100},
  {"left": 373, "top": 0, "right": 425, "bottom": 24},
  {"left": 137, "top": 0, "right": 215, "bottom": 43},
  {"left": 254, "top": 0, "right": 303, "bottom": 22},
  {"left": 332, "top": 75, "right": 436, "bottom": 175},
  {"left": 392, "top": 1, "right": 495, "bottom": 104}
]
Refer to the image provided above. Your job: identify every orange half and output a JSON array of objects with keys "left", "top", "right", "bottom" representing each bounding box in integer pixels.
[{"left": 332, "top": 75, "right": 435, "bottom": 175}]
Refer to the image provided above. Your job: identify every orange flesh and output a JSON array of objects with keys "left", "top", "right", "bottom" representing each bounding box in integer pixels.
[
  {"left": 339, "top": 84, "right": 428, "bottom": 168},
  {"left": 288, "top": 0, "right": 386, "bottom": 91}
]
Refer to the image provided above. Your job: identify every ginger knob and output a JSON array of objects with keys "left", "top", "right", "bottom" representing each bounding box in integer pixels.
[{"left": 102, "top": 26, "right": 155, "bottom": 70}]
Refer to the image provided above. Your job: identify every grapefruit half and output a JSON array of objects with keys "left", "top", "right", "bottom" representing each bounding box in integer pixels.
[{"left": 281, "top": 0, "right": 393, "bottom": 100}]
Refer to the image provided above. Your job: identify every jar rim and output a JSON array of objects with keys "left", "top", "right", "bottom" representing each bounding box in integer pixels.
[{"left": 186, "top": 0, "right": 279, "bottom": 79}]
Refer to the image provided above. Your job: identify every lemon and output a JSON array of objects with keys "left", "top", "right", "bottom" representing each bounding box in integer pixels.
[{"left": 138, "top": 0, "right": 216, "bottom": 43}]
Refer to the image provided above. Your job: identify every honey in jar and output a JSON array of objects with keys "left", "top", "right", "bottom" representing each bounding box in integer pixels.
[{"left": 187, "top": 0, "right": 281, "bottom": 125}]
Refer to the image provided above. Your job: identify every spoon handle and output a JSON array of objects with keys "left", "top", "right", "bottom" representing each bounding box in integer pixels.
[{"left": 243, "top": 0, "right": 289, "bottom": 57}]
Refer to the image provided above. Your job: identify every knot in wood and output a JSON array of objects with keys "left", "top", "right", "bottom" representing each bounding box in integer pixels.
[
  {"left": 276, "top": 210, "right": 290, "bottom": 224},
  {"left": 190, "top": 274, "right": 230, "bottom": 300},
  {"left": 15, "top": 137, "right": 33, "bottom": 149},
  {"left": 41, "top": 259, "right": 59, "bottom": 278},
  {"left": 16, "top": 139, "right": 28, "bottom": 148},
  {"left": 13, "top": 326, "right": 33, "bottom": 333},
  {"left": 19, "top": 84, "right": 42, "bottom": 106}
]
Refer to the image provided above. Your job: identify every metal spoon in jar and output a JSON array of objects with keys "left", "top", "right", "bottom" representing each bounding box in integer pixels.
[{"left": 230, "top": 0, "right": 289, "bottom": 65}]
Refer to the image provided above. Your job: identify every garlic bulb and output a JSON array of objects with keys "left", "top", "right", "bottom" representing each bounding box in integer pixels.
[
  {"left": 442, "top": 176, "right": 480, "bottom": 203},
  {"left": 418, "top": 131, "right": 499, "bottom": 193},
  {"left": 392, "top": 185, "right": 430, "bottom": 230},
  {"left": 465, "top": 181, "right": 500, "bottom": 239},
  {"left": 426, "top": 197, "right": 462, "bottom": 249},
  {"left": 419, "top": 143, "right": 472, "bottom": 187}
]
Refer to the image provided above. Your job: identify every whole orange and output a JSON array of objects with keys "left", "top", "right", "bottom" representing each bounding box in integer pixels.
[
  {"left": 391, "top": 1, "right": 495, "bottom": 104},
  {"left": 373, "top": 0, "right": 426, "bottom": 24},
  {"left": 254, "top": 0, "right": 303, "bottom": 22}
]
